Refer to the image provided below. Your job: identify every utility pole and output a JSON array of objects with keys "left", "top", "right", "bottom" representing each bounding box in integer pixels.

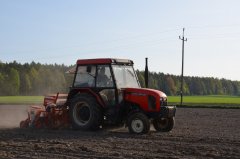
[{"left": 179, "top": 28, "right": 187, "bottom": 106}]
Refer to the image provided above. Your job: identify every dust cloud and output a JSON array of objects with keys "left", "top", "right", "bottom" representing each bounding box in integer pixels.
[{"left": 0, "top": 105, "right": 29, "bottom": 128}]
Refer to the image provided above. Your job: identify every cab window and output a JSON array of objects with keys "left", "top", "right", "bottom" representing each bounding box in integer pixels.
[
  {"left": 96, "top": 65, "right": 114, "bottom": 87},
  {"left": 74, "top": 65, "right": 96, "bottom": 87}
]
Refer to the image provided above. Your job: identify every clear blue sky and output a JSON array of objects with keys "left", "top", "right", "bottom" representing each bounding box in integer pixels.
[{"left": 1, "top": 0, "right": 240, "bottom": 81}]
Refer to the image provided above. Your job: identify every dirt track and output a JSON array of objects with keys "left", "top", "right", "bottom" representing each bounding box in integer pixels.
[{"left": 0, "top": 105, "right": 239, "bottom": 159}]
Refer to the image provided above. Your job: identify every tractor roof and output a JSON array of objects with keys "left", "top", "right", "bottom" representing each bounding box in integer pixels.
[{"left": 77, "top": 58, "right": 133, "bottom": 65}]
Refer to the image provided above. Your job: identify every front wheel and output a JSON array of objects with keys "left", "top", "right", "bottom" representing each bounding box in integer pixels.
[
  {"left": 153, "top": 117, "right": 175, "bottom": 132},
  {"left": 127, "top": 112, "right": 150, "bottom": 134}
]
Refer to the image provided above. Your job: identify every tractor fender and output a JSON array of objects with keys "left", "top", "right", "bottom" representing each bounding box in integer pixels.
[
  {"left": 68, "top": 88, "right": 105, "bottom": 108},
  {"left": 123, "top": 102, "right": 146, "bottom": 127}
]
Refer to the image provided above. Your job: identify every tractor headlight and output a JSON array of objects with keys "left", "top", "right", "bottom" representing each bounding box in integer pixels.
[
  {"left": 160, "top": 97, "right": 167, "bottom": 106},
  {"left": 160, "top": 97, "right": 164, "bottom": 101}
]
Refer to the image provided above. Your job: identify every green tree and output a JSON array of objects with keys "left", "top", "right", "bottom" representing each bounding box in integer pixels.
[
  {"left": 232, "top": 81, "right": 240, "bottom": 96},
  {"left": 0, "top": 73, "right": 5, "bottom": 95},
  {"left": 136, "top": 70, "right": 145, "bottom": 87},
  {"left": 20, "top": 73, "right": 32, "bottom": 95},
  {"left": 29, "top": 67, "right": 41, "bottom": 95},
  {"left": 7, "top": 68, "right": 20, "bottom": 95},
  {"left": 214, "top": 80, "right": 223, "bottom": 95},
  {"left": 166, "top": 76, "right": 176, "bottom": 95}
]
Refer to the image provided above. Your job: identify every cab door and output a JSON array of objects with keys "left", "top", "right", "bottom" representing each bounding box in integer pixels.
[{"left": 96, "top": 65, "right": 116, "bottom": 107}]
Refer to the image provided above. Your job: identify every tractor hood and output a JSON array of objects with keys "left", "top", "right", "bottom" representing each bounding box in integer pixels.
[
  {"left": 123, "top": 88, "right": 167, "bottom": 112},
  {"left": 123, "top": 88, "right": 167, "bottom": 99}
]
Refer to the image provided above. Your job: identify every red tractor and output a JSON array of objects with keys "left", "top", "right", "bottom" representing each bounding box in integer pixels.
[{"left": 20, "top": 58, "right": 176, "bottom": 134}]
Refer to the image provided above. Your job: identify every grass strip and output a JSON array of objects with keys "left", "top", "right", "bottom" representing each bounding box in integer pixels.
[
  {"left": 0, "top": 95, "right": 240, "bottom": 109},
  {"left": 168, "top": 95, "right": 240, "bottom": 109},
  {"left": 0, "top": 96, "right": 44, "bottom": 105}
]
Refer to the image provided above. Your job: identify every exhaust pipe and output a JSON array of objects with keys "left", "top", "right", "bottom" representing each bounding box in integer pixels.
[{"left": 144, "top": 57, "right": 149, "bottom": 88}]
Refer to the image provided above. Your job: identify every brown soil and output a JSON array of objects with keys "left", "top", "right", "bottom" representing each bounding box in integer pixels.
[{"left": 0, "top": 105, "right": 239, "bottom": 159}]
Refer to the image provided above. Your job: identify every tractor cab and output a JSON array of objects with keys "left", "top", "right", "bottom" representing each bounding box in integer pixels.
[{"left": 71, "top": 58, "right": 140, "bottom": 107}]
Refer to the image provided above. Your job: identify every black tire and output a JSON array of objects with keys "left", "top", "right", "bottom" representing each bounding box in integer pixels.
[
  {"left": 127, "top": 112, "right": 150, "bottom": 134},
  {"left": 153, "top": 117, "right": 175, "bottom": 132},
  {"left": 69, "top": 94, "right": 102, "bottom": 131}
]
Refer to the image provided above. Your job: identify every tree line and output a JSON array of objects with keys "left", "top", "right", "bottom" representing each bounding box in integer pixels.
[
  {"left": 0, "top": 61, "right": 239, "bottom": 96},
  {"left": 137, "top": 71, "right": 240, "bottom": 96},
  {"left": 0, "top": 61, "right": 73, "bottom": 96}
]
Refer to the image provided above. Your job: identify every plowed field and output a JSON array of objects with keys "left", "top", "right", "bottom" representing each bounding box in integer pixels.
[{"left": 0, "top": 105, "right": 239, "bottom": 159}]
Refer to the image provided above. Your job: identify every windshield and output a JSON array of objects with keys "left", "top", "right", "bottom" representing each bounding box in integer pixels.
[{"left": 112, "top": 65, "right": 140, "bottom": 88}]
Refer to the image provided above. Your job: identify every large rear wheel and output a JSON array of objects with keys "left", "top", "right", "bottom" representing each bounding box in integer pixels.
[
  {"left": 127, "top": 112, "right": 150, "bottom": 134},
  {"left": 153, "top": 117, "right": 175, "bottom": 132},
  {"left": 70, "top": 94, "right": 102, "bottom": 131}
]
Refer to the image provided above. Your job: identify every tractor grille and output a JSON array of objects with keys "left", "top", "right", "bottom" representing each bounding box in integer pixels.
[{"left": 148, "top": 95, "right": 156, "bottom": 109}]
